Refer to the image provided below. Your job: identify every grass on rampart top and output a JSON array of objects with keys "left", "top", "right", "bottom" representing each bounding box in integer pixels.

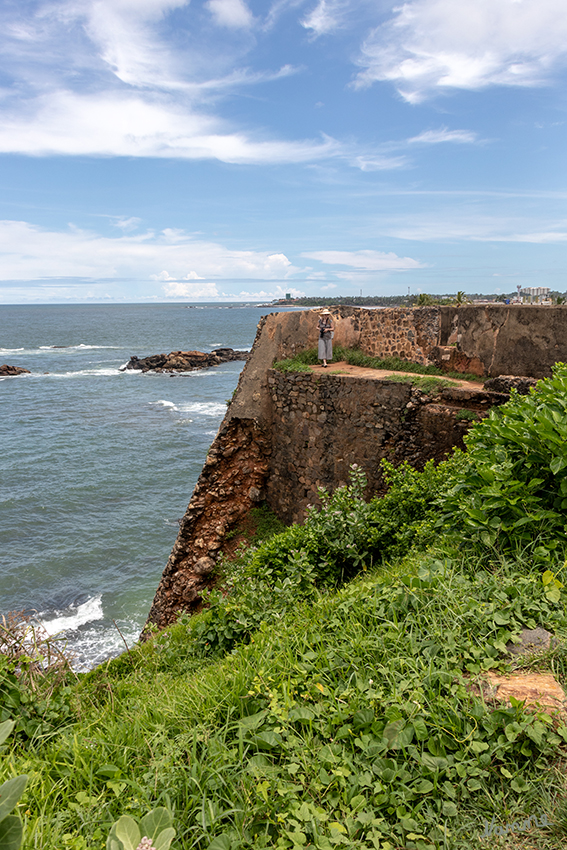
[{"left": 272, "top": 346, "right": 481, "bottom": 384}]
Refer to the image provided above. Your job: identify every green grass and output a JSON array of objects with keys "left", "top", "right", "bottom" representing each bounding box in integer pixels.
[
  {"left": 272, "top": 347, "right": 481, "bottom": 384},
  {"left": 5, "top": 377, "right": 567, "bottom": 850},
  {"left": 4, "top": 543, "right": 567, "bottom": 850}
]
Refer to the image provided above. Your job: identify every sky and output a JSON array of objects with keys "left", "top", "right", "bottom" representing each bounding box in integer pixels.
[{"left": 0, "top": 0, "right": 566, "bottom": 303}]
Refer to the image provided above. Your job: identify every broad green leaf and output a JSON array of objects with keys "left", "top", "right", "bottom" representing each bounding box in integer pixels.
[
  {"left": 139, "top": 808, "right": 172, "bottom": 841},
  {"left": 421, "top": 753, "right": 447, "bottom": 771},
  {"left": 237, "top": 711, "right": 268, "bottom": 731},
  {"left": 550, "top": 456, "right": 567, "bottom": 475},
  {"left": 0, "top": 814, "right": 23, "bottom": 850},
  {"left": 412, "top": 718, "right": 428, "bottom": 741},
  {"left": 546, "top": 586, "right": 561, "bottom": 603},
  {"left": 206, "top": 836, "right": 232, "bottom": 850},
  {"left": 0, "top": 776, "right": 28, "bottom": 823},
  {"left": 442, "top": 802, "right": 458, "bottom": 817},
  {"left": 288, "top": 707, "right": 315, "bottom": 723},
  {"left": 154, "top": 827, "right": 176, "bottom": 850},
  {"left": 0, "top": 721, "right": 15, "bottom": 748},
  {"left": 249, "top": 730, "right": 282, "bottom": 750},
  {"left": 114, "top": 816, "right": 141, "bottom": 850},
  {"left": 415, "top": 779, "right": 434, "bottom": 794}
]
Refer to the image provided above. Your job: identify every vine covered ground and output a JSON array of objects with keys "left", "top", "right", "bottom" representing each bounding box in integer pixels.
[{"left": 3, "top": 367, "right": 567, "bottom": 849}]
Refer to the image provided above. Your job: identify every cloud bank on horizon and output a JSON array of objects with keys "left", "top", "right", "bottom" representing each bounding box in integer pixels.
[{"left": 0, "top": 0, "right": 566, "bottom": 302}]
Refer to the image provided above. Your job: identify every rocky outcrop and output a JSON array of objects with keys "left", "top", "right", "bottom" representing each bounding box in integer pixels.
[
  {"left": 0, "top": 364, "right": 30, "bottom": 376},
  {"left": 121, "top": 348, "right": 248, "bottom": 373},
  {"left": 483, "top": 375, "right": 538, "bottom": 395}
]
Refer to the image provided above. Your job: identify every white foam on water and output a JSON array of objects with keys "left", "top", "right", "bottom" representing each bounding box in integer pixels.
[
  {"left": 177, "top": 401, "right": 227, "bottom": 416},
  {"left": 39, "top": 344, "right": 123, "bottom": 350},
  {"left": 0, "top": 347, "right": 24, "bottom": 353},
  {"left": 47, "top": 367, "right": 124, "bottom": 378},
  {"left": 39, "top": 595, "right": 104, "bottom": 636},
  {"left": 69, "top": 619, "right": 142, "bottom": 672},
  {"left": 151, "top": 399, "right": 178, "bottom": 410}
]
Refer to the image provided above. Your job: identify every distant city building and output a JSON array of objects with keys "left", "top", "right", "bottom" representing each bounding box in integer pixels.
[{"left": 520, "top": 286, "right": 551, "bottom": 304}]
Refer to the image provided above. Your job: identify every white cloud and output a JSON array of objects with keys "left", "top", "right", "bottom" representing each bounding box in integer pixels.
[
  {"left": 353, "top": 154, "right": 408, "bottom": 171},
  {"left": 0, "top": 90, "right": 341, "bottom": 161},
  {"left": 0, "top": 219, "right": 302, "bottom": 282},
  {"left": 354, "top": 0, "right": 567, "bottom": 101},
  {"left": 408, "top": 127, "right": 478, "bottom": 144},
  {"left": 0, "top": 0, "right": 340, "bottom": 163},
  {"left": 237, "top": 285, "right": 305, "bottom": 299},
  {"left": 162, "top": 281, "right": 220, "bottom": 298},
  {"left": 302, "top": 249, "right": 425, "bottom": 270},
  {"left": 301, "top": 1, "right": 341, "bottom": 36},
  {"left": 207, "top": 0, "right": 254, "bottom": 29},
  {"left": 380, "top": 212, "right": 567, "bottom": 242}
]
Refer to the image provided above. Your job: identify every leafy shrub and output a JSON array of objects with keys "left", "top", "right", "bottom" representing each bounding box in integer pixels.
[
  {"left": 189, "top": 461, "right": 454, "bottom": 658},
  {"left": 443, "top": 362, "right": 567, "bottom": 553},
  {"left": 0, "top": 720, "right": 28, "bottom": 850}
]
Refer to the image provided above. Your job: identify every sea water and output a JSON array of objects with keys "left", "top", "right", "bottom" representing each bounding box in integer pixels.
[{"left": 0, "top": 303, "right": 271, "bottom": 669}]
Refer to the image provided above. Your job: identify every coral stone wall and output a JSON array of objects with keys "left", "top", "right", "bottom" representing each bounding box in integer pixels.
[
  {"left": 146, "top": 304, "right": 565, "bottom": 630},
  {"left": 267, "top": 369, "right": 506, "bottom": 523}
]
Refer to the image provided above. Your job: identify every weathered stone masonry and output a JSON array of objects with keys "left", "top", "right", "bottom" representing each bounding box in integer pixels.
[
  {"left": 267, "top": 370, "right": 507, "bottom": 523},
  {"left": 146, "top": 305, "right": 567, "bottom": 630}
]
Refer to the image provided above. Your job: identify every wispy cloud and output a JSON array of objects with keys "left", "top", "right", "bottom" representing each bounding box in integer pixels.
[
  {"left": 381, "top": 213, "right": 567, "bottom": 243},
  {"left": 354, "top": 0, "right": 567, "bottom": 102},
  {"left": 408, "top": 127, "right": 479, "bottom": 144},
  {"left": 0, "top": 0, "right": 336, "bottom": 163},
  {"left": 0, "top": 219, "right": 302, "bottom": 282},
  {"left": 302, "top": 249, "right": 425, "bottom": 270},
  {"left": 0, "top": 90, "right": 343, "bottom": 161}
]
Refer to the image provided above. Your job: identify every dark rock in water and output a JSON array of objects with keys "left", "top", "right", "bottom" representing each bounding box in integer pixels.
[
  {"left": 120, "top": 348, "right": 248, "bottom": 373},
  {"left": 483, "top": 375, "right": 537, "bottom": 395},
  {"left": 0, "top": 364, "right": 31, "bottom": 376}
]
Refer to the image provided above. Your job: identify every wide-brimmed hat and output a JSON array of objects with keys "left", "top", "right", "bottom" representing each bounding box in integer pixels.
[{"left": 320, "top": 309, "right": 332, "bottom": 315}]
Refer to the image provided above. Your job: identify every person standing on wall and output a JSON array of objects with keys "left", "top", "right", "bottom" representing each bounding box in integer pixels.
[{"left": 317, "top": 309, "right": 334, "bottom": 367}]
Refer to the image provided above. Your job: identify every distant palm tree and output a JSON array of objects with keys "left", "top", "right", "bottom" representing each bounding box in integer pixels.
[{"left": 452, "top": 290, "right": 470, "bottom": 306}]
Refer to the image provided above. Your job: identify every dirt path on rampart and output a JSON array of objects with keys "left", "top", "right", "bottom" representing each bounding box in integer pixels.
[{"left": 309, "top": 361, "right": 485, "bottom": 389}]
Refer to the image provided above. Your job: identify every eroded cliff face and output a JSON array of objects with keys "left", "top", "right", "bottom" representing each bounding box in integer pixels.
[
  {"left": 146, "top": 305, "right": 567, "bottom": 630},
  {"left": 146, "top": 417, "right": 270, "bottom": 629}
]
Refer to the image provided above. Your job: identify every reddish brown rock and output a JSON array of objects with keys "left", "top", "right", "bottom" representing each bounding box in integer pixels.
[
  {"left": 0, "top": 364, "right": 30, "bottom": 376},
  {"left": 482, "top": 671, "right": 567, "bottom": 717}
]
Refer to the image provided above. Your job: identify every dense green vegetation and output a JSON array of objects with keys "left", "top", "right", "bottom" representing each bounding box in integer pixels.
[
  {"left": 272, "top": 346, "right": 480, "bottom": 386},
  {"left": 284, "top": 292, "right": 567, "bottom": 308},
  {"left": 3, "top": 367, "right": 567, "bottom": 849}
]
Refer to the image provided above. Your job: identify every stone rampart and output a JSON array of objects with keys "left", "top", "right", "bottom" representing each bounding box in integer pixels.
[
  {"left": 267, "top": 370, "right": 506, "bottom": 523},
  {"left": 146, "top": 305, "right": 566, "bottom": 630}
]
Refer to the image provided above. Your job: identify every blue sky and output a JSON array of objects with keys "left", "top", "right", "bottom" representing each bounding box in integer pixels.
[{"left": 0, "top": 0, "right": 566, "bottom": 303}]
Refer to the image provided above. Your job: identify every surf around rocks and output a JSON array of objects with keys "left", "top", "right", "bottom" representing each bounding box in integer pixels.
[{"left": 120, "top": 348, "right": 248, "bottom": 373}]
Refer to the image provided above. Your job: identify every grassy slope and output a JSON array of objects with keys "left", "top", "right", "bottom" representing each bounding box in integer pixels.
[
  {"left": 4, "top": 544, "right": 567, "bottom": 850},
  {"left": 5, "top": 369, "right": 567, "bottom": 850}
]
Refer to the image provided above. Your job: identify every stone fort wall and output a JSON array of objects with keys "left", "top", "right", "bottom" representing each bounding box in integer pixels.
[{"left": 146, "top": 305, "right": 567, "bottom": 629}]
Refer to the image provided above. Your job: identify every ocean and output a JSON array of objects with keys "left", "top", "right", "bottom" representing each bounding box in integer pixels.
[{"left": 0, "top": 303, "right": 271, "bottom": 669}]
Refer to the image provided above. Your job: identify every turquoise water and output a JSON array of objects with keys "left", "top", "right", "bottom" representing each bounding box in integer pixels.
[{"left": 0, "top": 303, "right": 269, "bottom": 668}]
